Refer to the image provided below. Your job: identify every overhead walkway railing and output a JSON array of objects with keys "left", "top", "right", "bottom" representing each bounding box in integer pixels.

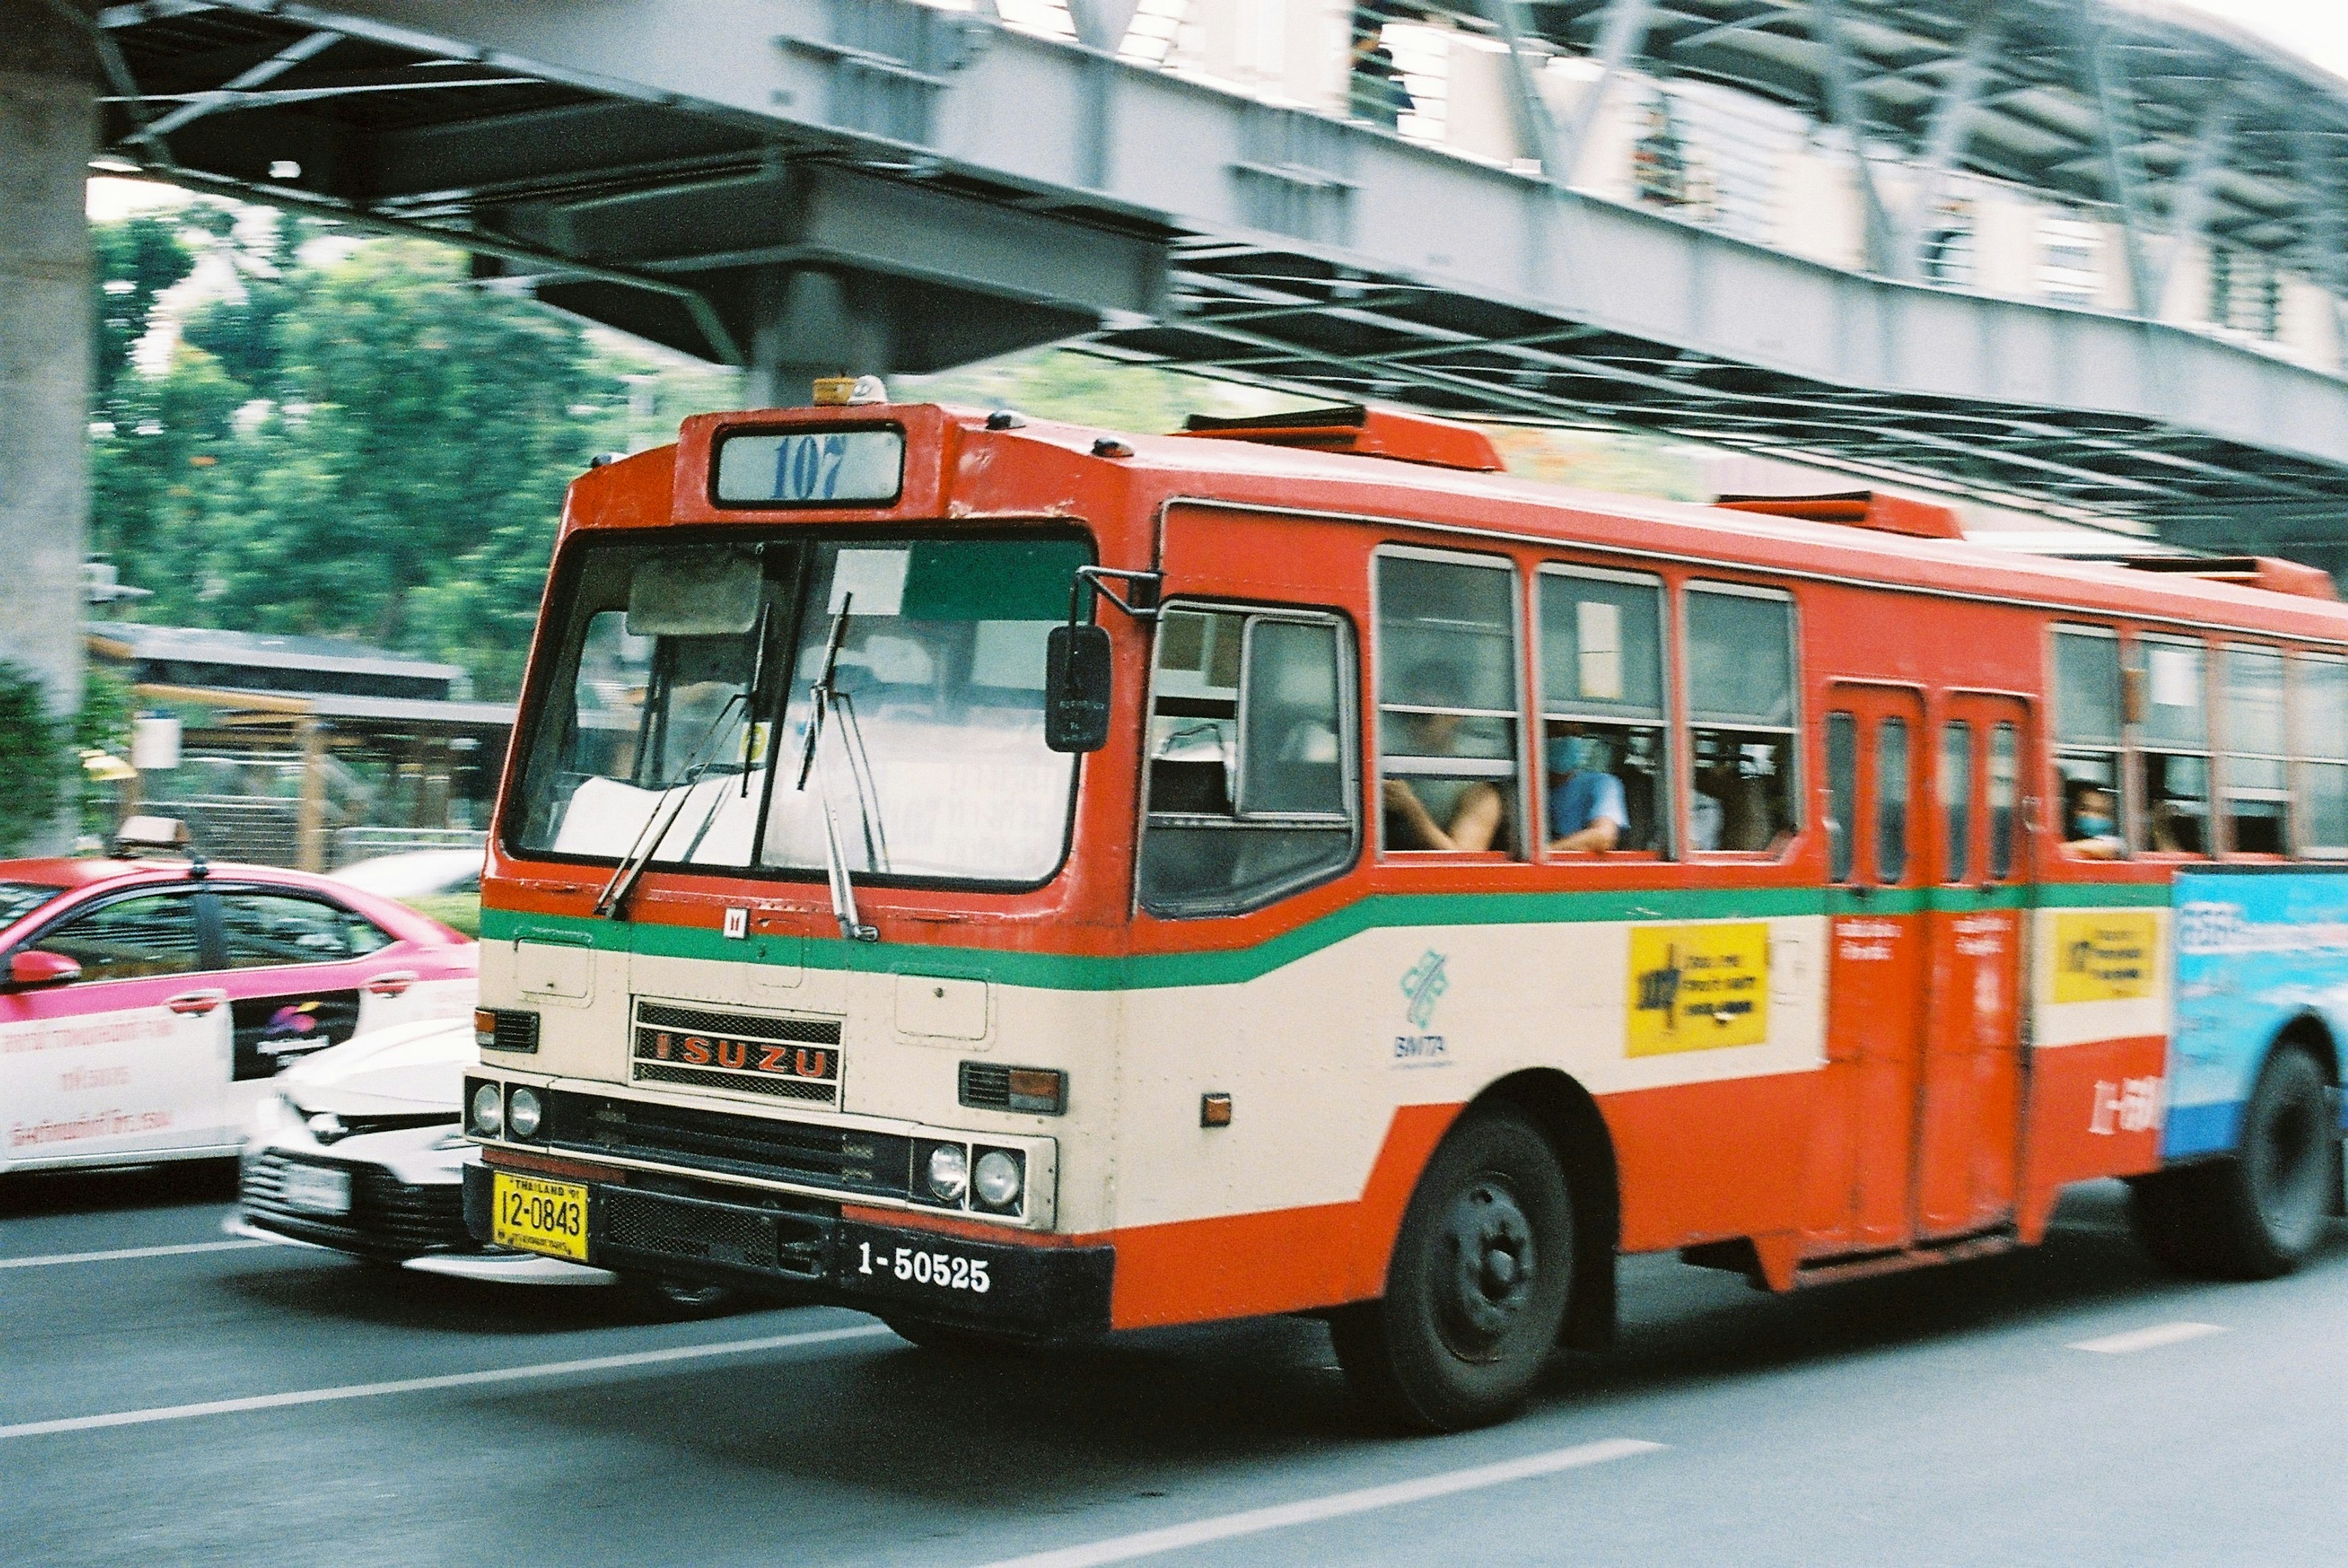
[{"left": 90, "top": 0, "right": 2348, "bottom": 537}]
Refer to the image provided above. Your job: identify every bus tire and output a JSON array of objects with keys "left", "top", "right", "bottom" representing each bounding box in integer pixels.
[
  {"left": 1329, "top": 1110, "right": 1572, "bottom": 1432},
  {"left": 2129, "top": 1045, "right": 2333, "bottom": 1280}
]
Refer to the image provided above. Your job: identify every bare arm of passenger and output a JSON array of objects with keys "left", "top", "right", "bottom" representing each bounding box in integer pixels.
[
  {"left": 1383, "top": 778, "right": 1504, "bottom": 852},
  {"left": 1547, "top": 819, "right": 1620, "bottom": 854}
]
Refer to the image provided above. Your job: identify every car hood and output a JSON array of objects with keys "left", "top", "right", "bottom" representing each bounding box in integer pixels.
[{"left": 276, "top": 1015, "right": 473, "bottom": 1114}]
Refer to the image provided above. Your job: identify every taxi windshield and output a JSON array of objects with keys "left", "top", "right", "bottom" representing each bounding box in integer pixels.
[
  {"left": 508, "top": 532, "right": 1090, "bottom": 887},
  {"left": 0, "top": 881, "right": 65, "bottom": 929}
]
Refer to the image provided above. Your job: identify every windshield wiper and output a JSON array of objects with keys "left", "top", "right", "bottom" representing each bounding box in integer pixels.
[
  {"left": 796, "top": 595, "right": 880, "bottom": 943},
  {"left": 593, "top": 690, "right": 748, "bottom": 921}
]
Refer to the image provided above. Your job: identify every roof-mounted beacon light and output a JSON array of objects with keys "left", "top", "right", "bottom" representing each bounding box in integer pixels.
[{"left": 811, "top": 375, "right": 890, "bottom": 407}]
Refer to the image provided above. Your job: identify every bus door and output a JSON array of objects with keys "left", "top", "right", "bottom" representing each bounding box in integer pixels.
[
  {"left": 1809, "top": 684, "right": 1930, "bottom": 1254},
  {"left": 1912, "top": 697, "right": 2031, "bottom": 1241}
]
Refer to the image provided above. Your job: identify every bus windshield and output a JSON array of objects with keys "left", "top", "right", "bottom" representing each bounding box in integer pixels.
[{"left": 509, "top": 532, "right": 1090, "bottom": 886}]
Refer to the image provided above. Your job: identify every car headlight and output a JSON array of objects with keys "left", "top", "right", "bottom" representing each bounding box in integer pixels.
[
  {"left": 923, "top": 1143, "right": 969, "bottom": 1203},
  {"left": 469, "top": 1081, "right": 503, "bottom": 1137},
  {"left": 973, "top": 1148, "right": 1024, "bottom": 1211},
  {"left": 508, "top": 1086, "right": 544, "bottom": 1139}
]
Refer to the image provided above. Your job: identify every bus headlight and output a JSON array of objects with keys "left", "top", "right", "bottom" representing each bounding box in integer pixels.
[
  {"left": 508, "top": 1086, "right": 544, "bottom": 1139},
  {"left": 972, "top": 1148, "right": 1024, "bottom": 1212},
  {"left": 469, "top": 1082, "right": 503, "bottom": 1138},
  {"left": 923, "top": 1143, "right": 969, "bottom": 1204}
]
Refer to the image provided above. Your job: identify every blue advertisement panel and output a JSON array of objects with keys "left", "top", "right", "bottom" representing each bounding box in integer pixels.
[{"left": 2168, "top": 867, "right": 2348, "bottom": 1160}]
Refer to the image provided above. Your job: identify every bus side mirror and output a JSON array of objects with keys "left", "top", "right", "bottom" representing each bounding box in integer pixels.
[
  {"left": 1044, "top": 624, "right": 1113, "bottom": 754},
  {"left": 9, "top": 950, "right": 80, "bottom": 988}
]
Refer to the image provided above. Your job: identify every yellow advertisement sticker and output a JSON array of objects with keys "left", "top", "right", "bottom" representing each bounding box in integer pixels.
[
  {"left": 1626, "top": 922, "right": 1770, "bottom": 1056},
  {"left": 2051, "top": 912, "right": 2157, "bottom": 1003}
]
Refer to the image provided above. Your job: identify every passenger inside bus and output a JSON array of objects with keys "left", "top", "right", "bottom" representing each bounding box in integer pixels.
[
  {"left": 1545, "top": 726, "right": 1628, "bottom": 853},
  {"left": 1382, "top": 661, "right": 1508, "bottom": 853},
  {"left": 2064, "top": 782, "right": 2125, "bottom": 859}
]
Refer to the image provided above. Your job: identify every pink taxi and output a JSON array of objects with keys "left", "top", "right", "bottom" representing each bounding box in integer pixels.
[{"left": 1, "top": 845, "right": 476, "bottom": 1174}]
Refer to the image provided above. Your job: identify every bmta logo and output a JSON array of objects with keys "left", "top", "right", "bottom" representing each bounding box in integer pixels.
[{"left": 1401, "top": 950, "right": 1449, "bottom": 1029}]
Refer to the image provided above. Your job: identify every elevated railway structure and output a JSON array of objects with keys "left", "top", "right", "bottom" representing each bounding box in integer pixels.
[{"left": 11, "top": 0, "right": 2348, "bottom": 753}]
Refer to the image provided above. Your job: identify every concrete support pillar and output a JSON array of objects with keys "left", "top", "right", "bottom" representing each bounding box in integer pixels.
[
  {"left": 744, "top": 267, "right": 895, "bottom": 409},
  {"left": 295, "top": 716, "right": 328, "bottom": 872},
  {"left": 0, "top": 11, "right": 96, "bottom": 852}
]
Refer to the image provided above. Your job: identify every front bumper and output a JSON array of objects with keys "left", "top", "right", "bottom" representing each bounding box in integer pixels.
[{"left": 462, "top": 1160, "right": 1113, "bottom": 1336}]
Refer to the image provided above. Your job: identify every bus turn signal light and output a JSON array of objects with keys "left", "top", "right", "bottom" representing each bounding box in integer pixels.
[{"left": 1006, "top": 1069, "right": 1066, "bottom": 1114}]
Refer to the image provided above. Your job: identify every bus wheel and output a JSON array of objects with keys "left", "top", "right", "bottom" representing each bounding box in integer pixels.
[
  {"left": 2130, "top": 1045, "right": 2334, "bottom": 1280},
  {"left": 1330, "top": 1110, "right": 1572, "bottom": 1432}
]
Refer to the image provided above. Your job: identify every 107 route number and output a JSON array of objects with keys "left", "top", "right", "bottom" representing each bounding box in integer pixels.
[{"left": 858, "top": 1241, "right": 990, "bottom": 1294}]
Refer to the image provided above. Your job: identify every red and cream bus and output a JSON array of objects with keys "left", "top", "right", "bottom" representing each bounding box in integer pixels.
[{"left": 463, "top": 393, "right": 2348, "bottom": 1430}]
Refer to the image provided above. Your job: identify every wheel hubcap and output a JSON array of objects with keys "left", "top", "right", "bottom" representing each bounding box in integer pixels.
[{"left": 1438, "top": 1177, "right": 1537, "bottom": 1358}]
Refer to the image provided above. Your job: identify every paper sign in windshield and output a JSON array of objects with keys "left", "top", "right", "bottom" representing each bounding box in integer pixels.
[{"left": 1626, "top": 922, "right": 1769, "bottom": 1055}]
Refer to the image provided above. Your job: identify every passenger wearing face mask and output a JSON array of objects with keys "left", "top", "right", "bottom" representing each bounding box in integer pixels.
[
  {"left": 1546, "top": 726, "right": 1630, "bottom": 853},
  {"left": 2066, "top": 782, "right": 2124, "bottom": 860}
]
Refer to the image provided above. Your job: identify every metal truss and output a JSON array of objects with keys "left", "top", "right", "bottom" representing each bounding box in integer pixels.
[{"left": 54, "top": 0, "right": 2348, "bottom": 547}]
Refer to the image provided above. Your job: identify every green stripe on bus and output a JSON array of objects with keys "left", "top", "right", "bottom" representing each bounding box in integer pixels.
[{"left": 484, "top": 877, "right": 2170, "bottom": 992}]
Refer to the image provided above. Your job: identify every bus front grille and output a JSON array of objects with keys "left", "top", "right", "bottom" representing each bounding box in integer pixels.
[
  {"left": 600, "top": 1187, "right": 831, "bottom": 1280},
  {"left": 541, "top": 1089, "right": 912, "bottom": 1199}
]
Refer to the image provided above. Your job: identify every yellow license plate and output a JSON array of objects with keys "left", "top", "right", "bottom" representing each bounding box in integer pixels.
[{"left": 491, "top": 1172, "right": 589, "bottom": 1262}]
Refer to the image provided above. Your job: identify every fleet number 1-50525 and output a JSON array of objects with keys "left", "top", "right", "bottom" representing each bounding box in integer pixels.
[{"left": 858, "top": 1241, "right": 991, "bottom": 1294}]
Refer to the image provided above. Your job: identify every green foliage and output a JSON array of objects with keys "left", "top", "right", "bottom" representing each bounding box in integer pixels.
[
  {"left": 401, "top": 891, "right": 481, "bottom": 938},
  {"left": 0, "top": 664, "right": 65, "bottom": 856},
  {"left": 90, "top": 213, "right": 196, "bottom": 408},
  {"left": 73, "top": 665, "right": 138, "bottom": 838}
]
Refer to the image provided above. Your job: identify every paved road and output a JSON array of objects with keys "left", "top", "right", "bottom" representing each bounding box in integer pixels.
[{"left": 1, "top": 1167, "right": 2339, "bottom": 1568}]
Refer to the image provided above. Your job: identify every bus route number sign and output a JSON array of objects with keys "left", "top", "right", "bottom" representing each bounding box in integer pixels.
[{"left": 712, "top": 428, "right": 904, "bottom": 506}]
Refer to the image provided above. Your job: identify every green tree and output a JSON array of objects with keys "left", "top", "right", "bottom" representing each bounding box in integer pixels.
[
  {"left": 90, "top": 212, "right": 196, "bottom": 409},
  {"left": 0, "top": 664, "right": 65, "bottom": 856}
]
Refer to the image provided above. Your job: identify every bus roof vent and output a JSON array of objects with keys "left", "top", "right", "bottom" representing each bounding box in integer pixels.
[
  {"left": 1714, "top": 490, "right": 1964, "bottom": 541},
  {"left": 1178, "top": 403, "right": 1502, "bottom": 473},
  {"left": 2106, "top": 554, "right": 2340, "bottom": 600}
]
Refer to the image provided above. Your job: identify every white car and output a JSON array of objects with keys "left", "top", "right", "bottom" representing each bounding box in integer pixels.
[
  {"left": 229, "top": 1015, "right": 603, "bottom": 1283},
  {"left": 230, "top": 1017, "right": 739, "bottom": 1313}
]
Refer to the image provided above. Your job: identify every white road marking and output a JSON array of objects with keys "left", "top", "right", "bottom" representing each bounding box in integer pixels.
[
  {"left": 973, "top": 1438, "right": 1665, "bottom": 1568},
  {"left": 2069, "top": 1321, "right": 2228, "bottom": 1355},
  {"left": 0, "top": 1323, "right": 893, "bottom": 1440},
  {"left": 0, "top": 1240, "right": 270, "bottom": 1271}
]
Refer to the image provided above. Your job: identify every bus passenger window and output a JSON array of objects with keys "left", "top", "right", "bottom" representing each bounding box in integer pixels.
[
  {"left": 1138, "top": 608, "right": 1357, "bottom": 916},
  {"left": 2053, "top": 626, "right": 2123, "bottom": 857},
  {"left": 2293, "top": 654, "right": 2348, "bottom": 855},
  {"left": 1988, "top": 723, "right": 2020, "bottom": 879},
  {"left": 2221, "top": 646, "right": 2289, "bottom": 854},
  {"left": 1941, "top": 721, "right": 1972, "bottom": 882},
  {"left": 1826, "top": 712, "right": 1856, "bottom": 883},
  {"left": 1537, "top": 569, "right": 1667, "bottom": 855},
  {"left": 1376, "top": 553, "right": 1520, "bottom": 855},
  {"left": 1877, "top": 718, "right": 1910, "bottom": 883},
  {"left": 2135, "top": 637, "right": 2210, "bottom": 854},
  {"left": 1685, "top": 585, "right": 1798, "bottom": 852}
]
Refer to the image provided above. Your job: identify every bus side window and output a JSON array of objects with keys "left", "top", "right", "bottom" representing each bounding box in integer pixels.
[
  {"left": 1537, "top": 567, "right": 1669, "bottom": 856},
  {"left": 2133, "top": 635, "right": 2210, "bottom": 855},
  {"left": 1138, "top": 607, "right": 1358, "bottom": 917},
  {"left": 1376, "top": 551, "right": 1521, "bottom": 855},
  {"left": 2221, "top": 644, "right": 2288, "bottom": 854},
  {"left": 1685, "top": 584, "right": 1798, "bottom": 853},
  {"left": 2293, "top": 653, "right": 2348, "bottom": 856},
  {"left": 1988, "top": 722, "right": 2020, "bottom": 879},
  {"left": 1941, "top": 720, "right": 1972, "bottom": 883},
  {"left": 2053, "top": 625, "right": 2124, "bottom": 858},
  {"left": 1877, "top": 716, "right": 1910, "bottom": 883},
  {"left": 1825, "top": 711, "right": 1857, "bottom": 883}
]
